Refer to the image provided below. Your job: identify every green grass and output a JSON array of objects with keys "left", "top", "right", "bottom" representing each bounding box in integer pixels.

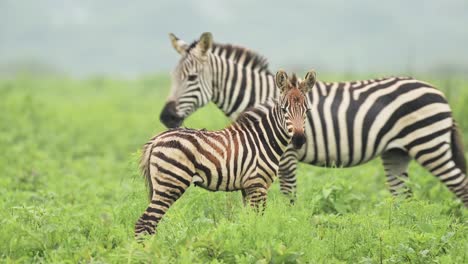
[{"left": 0, "top": 74, "right": 467, "bottom": 263}]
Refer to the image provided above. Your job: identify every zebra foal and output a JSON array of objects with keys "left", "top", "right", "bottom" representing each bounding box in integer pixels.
[{"left": 135, "top": 70, "right": 316, "bottom": 237}]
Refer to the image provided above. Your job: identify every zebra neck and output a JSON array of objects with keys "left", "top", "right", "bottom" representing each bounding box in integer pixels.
[
  {"left": 235, "top": 101, "right": 291, "bottom": 156},
  {"left": 271, "top": 103, "right": 291, "bottom": 150},
  {"left": 208, "top": 54, "right": 278, "bottom": 120}
]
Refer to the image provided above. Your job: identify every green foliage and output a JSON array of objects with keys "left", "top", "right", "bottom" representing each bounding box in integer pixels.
[{"left": 0, "top": 75, "right": 467, "bottom": 263}]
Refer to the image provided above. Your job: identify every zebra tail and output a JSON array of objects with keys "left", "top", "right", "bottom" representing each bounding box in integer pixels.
[
  {"left": 140, "top": 140, "right": 156, "bottom": 201},
  {"left": 451, "top": 120, "right": 467, "bottom": 175}
]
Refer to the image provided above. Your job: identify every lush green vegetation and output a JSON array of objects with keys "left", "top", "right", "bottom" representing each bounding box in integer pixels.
[{"left": 1, "top": 74, "right": 467, "bottom": 263}]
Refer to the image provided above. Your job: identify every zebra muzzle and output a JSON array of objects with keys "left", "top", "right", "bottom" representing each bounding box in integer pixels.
[
  {"left": 291, "top": 133, "right": 306, "bottom": 149},
  {"left": 160, "top": 101, "right": 183, "bottom": 128}
]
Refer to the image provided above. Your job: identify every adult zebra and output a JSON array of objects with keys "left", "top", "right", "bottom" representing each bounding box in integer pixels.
[
  {"left": 160, "top": 32, "right": 468, "bottom": 206},
  {"left": 136, "top": 70, "right": 315, "bottom": 236}
]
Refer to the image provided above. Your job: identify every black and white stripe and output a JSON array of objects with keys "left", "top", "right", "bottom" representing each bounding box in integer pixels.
[
  {"left": 136, "top": 71, "right": 315, "bottom": 237},
  {"left": 160, "top": 32, "right": 277, "bottom": 128},
  {"left": 162, "top": 33, "right": 468, "bottom": 206}
]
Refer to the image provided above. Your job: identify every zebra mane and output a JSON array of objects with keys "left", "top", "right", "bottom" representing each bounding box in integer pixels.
[
  {"left": 234, "top": 99, "right": 276, "bottom": 126},
  {"left": 290, "top": 74, "right": 298, "bottom": 86},
  {"left": 234, "top": 106, "right": 263, "bottom": 126},
  {"left": 188, "top": 41, "right": 270, "bottom": 73}
]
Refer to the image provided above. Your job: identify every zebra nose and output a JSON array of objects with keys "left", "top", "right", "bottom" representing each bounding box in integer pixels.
[
  {"left": 291, "top": 134, "right": 306, "bottom": 149},
  {"left": 160, "top": 101, "right": 183, "bottom": 128}
]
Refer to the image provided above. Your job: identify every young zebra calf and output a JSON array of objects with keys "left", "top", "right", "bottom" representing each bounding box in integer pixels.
[{"left": 135, "top": 70, "right": 316, "bottom": 236}]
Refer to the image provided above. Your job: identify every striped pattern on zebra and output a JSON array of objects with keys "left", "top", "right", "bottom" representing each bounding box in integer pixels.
[
  {"left": 135, "top": 70, "right": 316, "bottom": 236},
  {"left": 160, "top": 32, "right": 468, "bottom": 206}
]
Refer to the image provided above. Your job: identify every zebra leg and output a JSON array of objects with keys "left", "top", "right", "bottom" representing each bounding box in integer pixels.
[
  {"left": 381, "top": 149, "right": 412, "bottom": 197},
  {"left": 241, "top": 189, "right": 247, "bottom": 207},
  {"left": 242, "top": 179, "right": 270, "bottom": 212},
  {"left": 134, "top": 171, "right": 190, "bottom": 238},
  {"left": 244, "top": 186, "right": 268, "bottom": 212},
  {"left": 278, "top": 146, "right": 299, "bottom": 203},
  {"left": 412, "top": 144, "right": 468, "bottom": 206}
]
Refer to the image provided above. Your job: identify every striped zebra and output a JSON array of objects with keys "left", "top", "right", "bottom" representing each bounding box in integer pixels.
[
  {"left": 135, "top": 70, "right": 316, "bottom": 236},
  {"left": 160, "top": 32, "right": 468, "bottom": 206}
]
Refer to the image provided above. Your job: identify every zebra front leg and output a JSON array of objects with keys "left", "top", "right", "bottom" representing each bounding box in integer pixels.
[
  {"left": 242, "top": 177, "right": 271, "bottom": 212},
  {"left": 134, "top": 171, "right": 190, "bottom": 238},
  {"left": 241, "top": 189, "right": 247, "bottom": 207},
  {"left": 381, "top": 149, "right": 412, "bottom": 198},
  {"left": 278, "top": 146, "right": 299, "bottom": 203},
  {"left": 243, "top": 186, "right": 268, "bottom": 212}
]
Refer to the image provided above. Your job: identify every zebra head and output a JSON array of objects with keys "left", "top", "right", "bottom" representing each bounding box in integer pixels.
[
  {"left": 276, "top": 70, "right": 316, "bottom": 149},
  {"left": 160, "top": 32, "right": 214, "bottom": 128}
]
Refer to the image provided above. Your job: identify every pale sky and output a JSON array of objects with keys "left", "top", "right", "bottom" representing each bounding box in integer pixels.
[{"left": 1, "top": 0, "right": 467, "bottom": 76}]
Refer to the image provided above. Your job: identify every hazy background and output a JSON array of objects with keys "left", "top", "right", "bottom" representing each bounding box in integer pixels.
[{"left": 1, "top": 0, "right": 467, "bottom": 77}]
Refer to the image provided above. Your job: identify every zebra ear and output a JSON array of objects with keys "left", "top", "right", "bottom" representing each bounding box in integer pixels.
[
  {"left": 195, "top": 32, "right": 213, "bottom": 57},
  {"left": 275, "top": 70, "right": 289, "bottom": 92},
  {"left": 302, "top": 70, "right": 317, "bottom": 93},
  {"left": 169, "top": 33, "right": 188, "bottom": 55}
]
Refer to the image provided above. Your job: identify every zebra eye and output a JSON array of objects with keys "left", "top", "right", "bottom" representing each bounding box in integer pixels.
[
  {"left": 187, "top": 75, "right": 197, "bottom": 81},
  {"left": 281, "top": 107, "right": 288, "bottom": 113}
]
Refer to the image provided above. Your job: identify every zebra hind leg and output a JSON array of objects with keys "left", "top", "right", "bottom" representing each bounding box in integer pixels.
[
  {"left": 381, "top": 149, "right": 412, "bottom": 198},
  {"left": 278, "top": 147, "right": 299, "bottom": 204},
  {"left": 134, "top": 171, "right": 190, "bottom": 238},
  {"left": 413, "top": 143, "right": 468, "bottom": 207}
]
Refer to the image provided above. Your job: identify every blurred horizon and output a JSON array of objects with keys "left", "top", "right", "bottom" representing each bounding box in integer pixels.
[{"left": 1, "top": 0, "right": 468, "bottom": 78}]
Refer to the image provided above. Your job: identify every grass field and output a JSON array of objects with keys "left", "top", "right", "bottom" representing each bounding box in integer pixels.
[{"left": 1, "top": 74, "right": 467, "bottom": 263}]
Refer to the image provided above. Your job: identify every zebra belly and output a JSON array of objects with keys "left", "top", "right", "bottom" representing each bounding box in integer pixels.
[
  {"left": 296, "top": 118, "right": 452, "bottom": 168},
  {"left": 299, "top": 153, "right": 379, "bottom": 168},
  {"left": 192, "top": 166, "right": 244, "bottom": 192},
  {"left": 297, "top": 116, "right": 361, "bottom": 167}
]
